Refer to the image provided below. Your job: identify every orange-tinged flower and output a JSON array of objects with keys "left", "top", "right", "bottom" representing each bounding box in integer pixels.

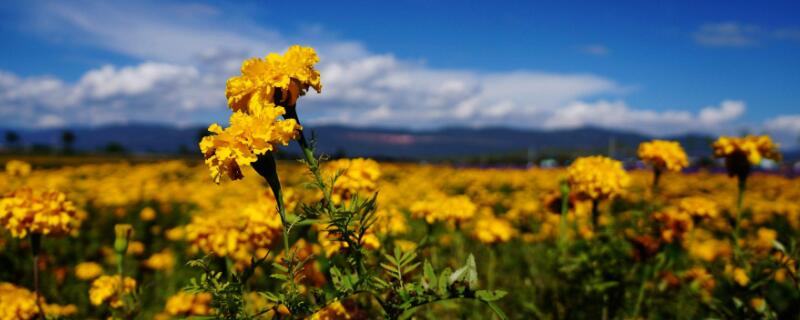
[{"left": 638, "top": 140, "right": 688, "bottom": 172}]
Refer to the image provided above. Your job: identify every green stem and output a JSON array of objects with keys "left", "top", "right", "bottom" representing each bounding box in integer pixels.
[
  {"left": 31, "top": 234, "right": 45, "bottom": 320},
  {"left": 488, "top": 248, "right": 496, "bottom": 290},
  {"left": 591, "top": 199, "right": 600, "bottom": 231},
  {"left": 251, "top": 153, "right": 294, "bottom": 291},
  {"left": 558, "top": 180, "right": 570, "bottom": 252},
  {"left": 632, "top": 254, "right": 666, "bottom": 318},
  {"left": 651, "top": 167, "right": 662, "bottom": 197},
  {"left": 732, "top": 175, "right": 747, "bottom": 263}
]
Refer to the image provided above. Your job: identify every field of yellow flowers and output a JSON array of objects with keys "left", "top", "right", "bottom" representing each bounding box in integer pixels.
[
  {"left": 1, "top": 153, "right": 798, "bottom": 319},
  {"left": 1, "top": 45, "right": 798, "bottom": 319}
]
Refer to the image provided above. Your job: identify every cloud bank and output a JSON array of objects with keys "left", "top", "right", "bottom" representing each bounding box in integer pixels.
[{"left": 3, "top": 1, "right": 793, "bottom": 143}]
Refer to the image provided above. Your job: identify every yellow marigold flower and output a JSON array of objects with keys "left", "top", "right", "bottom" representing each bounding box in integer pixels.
[
  {"left": 144, "top": 250, "right": 176, "bottom": 272},
  {"left": 139, "top": 207, "right": 157, "bottom": 221},
  {"left": 713, "top": 135, "right": 782, "bottom": 165},
  {"left": 411, "top": 194, "right": 477, "bottom": 226},
  {"left": 89, "top": 275, "right": 136, "bottom": 308},
  {"left": 637, "top": 140, "right": 689, "bottom": 172},
  {"left": 713, "top": 135, "right": 781, "bottom": 178},
  {"left": 725, "top": 264, "right": 750, "bottom": 286},
  {"left": 751, "top": 227, "right": 777, "bottom": 253},
  {"left": 0, "top": 282, "right": 40, "bottom": 320},
  {"left": 0, "top": 282, "right": 78, "bottom": 319},
  {"left": 226, "top": 45, "right": 321, "bottom": 112},
  {"left": 184, "top": 192, "right": 283, "bottom": 265},
  {"left": 325, "top": 158, "right": 381, "bottom": 204},
  {"left": 5, "top": 160, "right": 32, "bottom": 177},
  {"left": 42, "top": 303, "right": 78, "bottom": 317},
  {"left": 750, "top": 297, "right": 766, "bottom": 312},
  {"left": 394, "top": 239, "right": 417, "bottom": 252},
  {"left": 0, "top": 188, "right": 81, "bottom": 238},
  {"left": 126, "top": 241, "right": 145, "bottom": 256},
  {"left": 470, "top": 214, "right": 517, "bottom": 244},
  {"left": 653, "top": 208, "right": 693, "bottom": 243},
  {"left": 199, "top": 104, "right": 300, "bottom": 183},
  {"left": 317, "top": 228, "right": 380, "bottom": 258},
  {"left": 567, "top": 156, "right": 630, "bottom": 201},
  {"left": 164, "top": 291, "right": 212, "bottom": 317},
  {"left": 678, "top": 196, "right": 719, "bottom": 219},
  {"left": 74, "top": 262, "right": 104, "bottom": 280},
  {"left": 308, "top": 301, "right": 351, "bottom": 320}
]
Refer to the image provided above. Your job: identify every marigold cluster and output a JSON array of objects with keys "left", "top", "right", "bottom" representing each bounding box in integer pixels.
[
  {"left": 567, "top": 156, "right": 630, "bottom": 200},
  {"left": 637, "top": 140, "right": 689, "bottom": 172},
  {"left": 0, "top": 282, "right": 77, "bottom": 320},
  {"left": 185, "top": 193, "right": 283, "bottom": 265},
  {"left": 89, "top": 275, "right": 137, "bottom": 308},
  {"left": 470, "top": 214, "right": 516, "bottom": 244},
  {"left": 411, "top": 194, "right": 477, "bottom": 226},
  {"left": 325, "top": 158, "right": 381, "bottom": 203},
  {"left": 5, "top": 160, "right": 32, "bottom": 177},
  {"left": 0, "top": 188, "right": 81, "bottom": 238},
  {"left": 678, "top": 196, "right": 719, "bottom": 219},
  {"left": 163, "top": 291, "right": 213, "bottom": 317},
  {"left": 713, "top": 135, "right": 782, "bottom": 165}
]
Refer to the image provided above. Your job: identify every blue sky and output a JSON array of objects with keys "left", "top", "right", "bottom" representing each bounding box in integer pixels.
[{"left": 0, "top": 0, "right": 799, "bottom": 144}]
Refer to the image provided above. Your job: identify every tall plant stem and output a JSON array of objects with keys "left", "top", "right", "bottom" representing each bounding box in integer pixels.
[
  {"left": 31, "top": 234, "right": 45, "bottom": 320},
  {"left": 558, "top": 180, "right": 570, "bottom": 253},
  {"left": 284, "top": 104, "right": 368, "bottom": 275},
  {"left": 651, "top": 167, "right": 662, "bottom": 197},
  {"left": 732, "top": 175, "right": 747, "bottom": 262},
  {"left": 591, "top": 199, "right": 600, "bottom": 231}
]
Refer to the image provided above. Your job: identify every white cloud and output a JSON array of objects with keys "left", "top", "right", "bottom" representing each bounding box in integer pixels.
[
  {"left": 694, "top": 22, "right": 759, "bottom": 47},
  {"left": 698, "top": 100, "right": 745, "bottom": 124},
  {"left": 543, "top": 100, "right": 746, "bottom": 135},
  {"left": 765, "top": 115, "right": 800, "bottom": 133},
  {"left": 0, "top": 1, "right": 772, "bottom": 138}
]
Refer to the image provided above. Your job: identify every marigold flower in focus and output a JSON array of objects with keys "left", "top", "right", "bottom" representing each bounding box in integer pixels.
[
  {"left": 226, "top": 45, "right": 322, "bottom": 112},
  {"left": 89, "top": 275, "right": 136, "bottom": 308},
  {"left": 74, "top": 262, "right": 104, "bottom": 280},
  {"left": 567, "top": 156, "right": 630, "bottom": 201},
  {"left": 198, "top": 104, "right": 300, "bottom": 183},
  {"left": 638, "top": 140, "right": 688, "bottom": 172},
  {"left": 0, "top": 188, "right": 81, "bottom": 238}
]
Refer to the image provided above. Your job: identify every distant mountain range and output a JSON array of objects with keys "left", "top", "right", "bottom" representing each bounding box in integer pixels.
[{"left": 0, "top": 123, "right": 740, "bottom": 161}]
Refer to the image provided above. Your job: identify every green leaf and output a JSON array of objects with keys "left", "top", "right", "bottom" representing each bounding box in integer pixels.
[
  {"left": 449, "top": 254, "right": 478, "bottom": 289},
  {"left": 422, "top": 260, "right": 436, "bottom": 290},
  {"left": 773, "top": 240, "right": 787, "bottom": 253},
  {"left": 476, "top": 290, "right": 508, "bottom": 302},
  {"left": 483, "top": 300, "right": 510, "bottom": 320}
]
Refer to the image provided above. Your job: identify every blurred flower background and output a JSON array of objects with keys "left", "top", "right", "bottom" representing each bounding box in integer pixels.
[{"left": 0, "top": 1, "right": 799, "bottom": 319}]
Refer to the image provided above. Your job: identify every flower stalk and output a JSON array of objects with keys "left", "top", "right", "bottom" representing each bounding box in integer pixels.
[{"left": 30, "top": 233, "right": 45, "bottom": 320}]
